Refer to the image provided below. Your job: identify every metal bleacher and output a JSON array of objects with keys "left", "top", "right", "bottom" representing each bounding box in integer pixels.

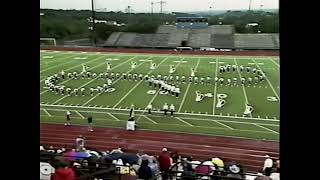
[{"left": 104, "top": 24, "right": 279, "bottom": 50}]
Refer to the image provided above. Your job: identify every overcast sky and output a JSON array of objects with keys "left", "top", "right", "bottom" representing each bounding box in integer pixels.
[{"left": 40, "top": 0, "right": 279, "bottom": 12}]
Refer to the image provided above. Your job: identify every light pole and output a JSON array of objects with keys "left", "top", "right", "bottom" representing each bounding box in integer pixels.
[{"left": 91, "top": 0, "right": 97, "bottom": 47}]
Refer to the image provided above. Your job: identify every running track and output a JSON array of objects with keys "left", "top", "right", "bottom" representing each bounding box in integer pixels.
[{"left": 40, "top": 123, "right": 279, "bottom": 173}]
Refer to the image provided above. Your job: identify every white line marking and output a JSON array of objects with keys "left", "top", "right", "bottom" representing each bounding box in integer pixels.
[
  {"left": 84, "top": 56, "right": 147, "bottom": 106},
  {"left": 248, "top": 63, "right": 255, "bottom": 65},
  {"left": 139, "top": 59, "right": 152, "bottom": 62},
  {"left": 75, "top": 111, "right": 85, "bottom": 119},
  {"left": 43, "top": 109, "right": 52, "bottom": 117},
  {"left": 213, "top": 58, "right": 218, "bottom": 115},
  {"left": 270, "top": 58, "right": 280, "bottom": 68},
  {"left": 40, "top": 56, "right": 106, "bottom": 93},
  {"left": 40, "top": 54, "right": 80, "bottom": 73},
  {"left": 143, "top": 116, "right": 158, "bottom": 124},
  {"left": 178, "top": 58, "right": 201, "bottom": 113},
  {"left": 40, "top": 104, "right": 280, "bottom": 121},
  {"left": 42, "top": 107, "right": 279, "bottom": 127},
  {"left": 107, "top": 113, "right": 120, "bottom": 121},
  {"left": 214, "top": 120, "right": 234, "bottom": 129},
  {"left": 252, "top": 59, "right": 280, "bottom": 101},
  {"left": 254, "top": 124, "right": 279, "bottom": 134},
  {"left": 52, "top": 57, "right": 133, "bottom": 103},
  {"left": 175, "top": 117, "right": 193, "bottom": 126},
  {"left": 41, "top": 114, "right": 277, "bottom": 135},
  {"left": 112, "top": 57, "right": 168, "bottom": 108},
  {"left": 234, "top": 58, "right": 252, "bottom": 117},
  {"left": 173, "top": 61, "right": 187, "bottom": 63}
]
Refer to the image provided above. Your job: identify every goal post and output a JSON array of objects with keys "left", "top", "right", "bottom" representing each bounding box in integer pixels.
[{"left": 40, "top": 38, "right": 57, "bottom": 46}]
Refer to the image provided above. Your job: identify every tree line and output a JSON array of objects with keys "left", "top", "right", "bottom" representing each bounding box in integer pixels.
[{"left": 40, "top": 9, "right": 278, "bottom": 41}]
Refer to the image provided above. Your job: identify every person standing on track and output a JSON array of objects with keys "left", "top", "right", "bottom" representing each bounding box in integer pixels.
[
  {"left": 65, "top": 111, "right": 71, "bottom": 126},
  {"left": 147, "top": 104, "right": 152, "bottom": 115},
  {"left": 169, "top": 104, "right": 175, "bottom": 117},
  {"left": 87, "top": 116, "right": 94, "bottom": 132},
  {"left": 163, "top": 103, "right": 168, "bottom": 115}
]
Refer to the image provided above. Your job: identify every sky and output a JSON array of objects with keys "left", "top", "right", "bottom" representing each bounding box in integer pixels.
[{"left": 40, "top": 0, "right": 279, "bottom": 12}]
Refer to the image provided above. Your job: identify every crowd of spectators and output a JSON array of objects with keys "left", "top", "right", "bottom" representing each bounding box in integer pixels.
[{"left": 40, "top": 139, "right": 280, "bottom": 180}]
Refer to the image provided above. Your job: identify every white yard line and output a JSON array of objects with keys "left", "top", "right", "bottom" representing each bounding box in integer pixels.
[
  {"left": 51, "top": 56, "right": 136, "bottom": 104},
  {"left": 175, "top": 117, "right": 194, "bottom": 127},
  {"left": 41, "top": 104, "right": 280, "bottom": 121},
  {"left": 83, "top": 56, "right": 148, "bottom": 106},
  {"left": 43, "top": 109, "right": 52, "bottom": 117},
  {"left": 178, "top": 58, "right": 201, "bottom": 113},
  {"left": 112, "top": 57, "right": 168, "bottom": 108},
  {"left": 75, "top": 111, "right": 85, "bottom": 119},
  {"left": 214, "top": 120, "right": 234, "bottom": 130},
  {"left": 136, "top": 57, "right": 185, "bottom": 122},
  {"left": 212, "top": 58, "right": 218, "bottom": 115},
  {"left": 41, "top": 114, "right": 278, "bottom": 135},
  {"left": 252, "top": 59, "right": 280, "bottom": 101},
  {"left": 107, "top": 113, "right": 121, "bottom": 121},
  {"left": 233, "top": 58, "right": 252, "bottom": 118},
  {"left": 143, "top": 116, "right": 158, "bottom": 124},
  {"left": 270, "top": 58, "right": 280, "bottom": 68},
  {"left": 40, "top": 56, "right": 106, "bottom": 94},
  {"left": 40, "top": 54, "right": 81, "bottom": 73},
  {"left": 254, "top": 124, "right": 279, "bottom": 134}
]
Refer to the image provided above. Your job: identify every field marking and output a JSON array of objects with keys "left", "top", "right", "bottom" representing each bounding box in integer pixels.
[
  {"left": 143, "top": 115, "right": 158, "bottom": 124},
  {"left": 42, "top": 107, "right": 279, "bottom": 127},
  {"left": 254, "top": 124, "right": 279, "bottom": 134},
  {"left": 213, "top": 120, "right": 234, "bottom": 130},
  {"left": 40, "top": 55, "right": 106, "bottom": 92},
  {"left": 212, "top": 58, "right": 218, "bottom": 115},
  {"left": 252, "top": 59, "right": 280, "bottom": 101},
  {"left": 136, "top": 57, "right": 186, "bottom": 122},
  {"left": 40, "top": 114, "right": 277, "bottom": 135},
  {"left": 43, "top": 109, "right": 52, "bottom": 117},
  {"left": 41, "top": 50, "right": 278, "bottom": 60},
  {"left": 40, "top": 103, "right": 279, "bottom": 121},
  {"left": 107, "top": 113, "right": 121, "bottom": 121},
  {"left": 75, "top": 111, "right": 85, "bottom": 119},
  {"left": 175, "top": 117, "right": 194, "bottom": 126},
  {"left": 178, "top": 58, "right": 201, "bottom": 113},
  {"left": 173, "top": 61, "right": 187, "bottom": 63},
  {"left": 83, "top": 56, "right": 148, "bottom": 106},
  {"left": 112, "top": 57, "right": 168, "bottom": 108},
  {"left": 51, "top": 56, "right": 136, "bottom": 104},
  {"left": 270, "top": 58, "right": 280, "bottom": 68},
  {"left": 40, "top": 54, "right": 81, "bottom": 73},
  {"left": 233, "top": 58, "right": 252, "bottom": 118}
]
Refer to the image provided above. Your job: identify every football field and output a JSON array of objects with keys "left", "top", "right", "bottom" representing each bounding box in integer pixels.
[{"left": 40, "top": 50, "right": 280, "bottom": 141}]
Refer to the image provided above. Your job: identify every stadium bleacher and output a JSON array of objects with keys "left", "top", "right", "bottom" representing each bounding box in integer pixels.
[
  {"left": 105, "top": 25, "right": 279, "bottom": 50},
  {"left": 234, "top": 34, "right": 278, "bottom": 49}
]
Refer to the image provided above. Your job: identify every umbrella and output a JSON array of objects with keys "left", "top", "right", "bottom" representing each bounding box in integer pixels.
[
  {"left": 63, "top": 151, "right": 91, "bottom": 161},
  {"left": 105, "top": 153, "right": 139, "bottom": 165}
]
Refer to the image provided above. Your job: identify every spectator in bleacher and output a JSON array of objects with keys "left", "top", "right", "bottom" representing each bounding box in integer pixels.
[
  {"left": 211, "top": 157, "right": 224, "bottom": 171},
  {"left": 158, "top": 147, "right": 172, "bottom": 180},
  {"left": 51, "top": 160, "right": 76, "bottom": 180},
  {"left": 276, "top": 158, "right": 280, "bottom": 173},
  {"left": 270, "top": 172, "right": 280, "bottom": 180},
  {"left": 75, "top": 135, "right": 85, "bottom": 152},
  {"left": 170, "top": 150, "right": 180, "bottom": 163},
  {"left": 194, "top": 159, "right": 215, "bottom": 179},
  {"left": 182, "top": 156, "right": 193, "bottom": 172},
  {"left": 110, "top": 147, "right": 123, "bottom": 154},
  {"left": 263, "top": 155, "right": 273, "bottom": 174},
  {"left": 254, "top": 170, "right": 272, "bottom": 180},
  {"left": 226, "top": 164, "right": 243, "bottom": 179},
  {"left": 138, "top": 159, "right": 153, "bottom": 180}
]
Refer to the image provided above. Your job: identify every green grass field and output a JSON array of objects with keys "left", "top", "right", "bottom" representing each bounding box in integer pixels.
[{"left": 40, "top": 50, "right": 280, "bottom": 141}]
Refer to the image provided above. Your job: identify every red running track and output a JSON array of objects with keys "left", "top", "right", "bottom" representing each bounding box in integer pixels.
[{"left": 40, "top": 123, "right": 279, "bottom": 173}]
